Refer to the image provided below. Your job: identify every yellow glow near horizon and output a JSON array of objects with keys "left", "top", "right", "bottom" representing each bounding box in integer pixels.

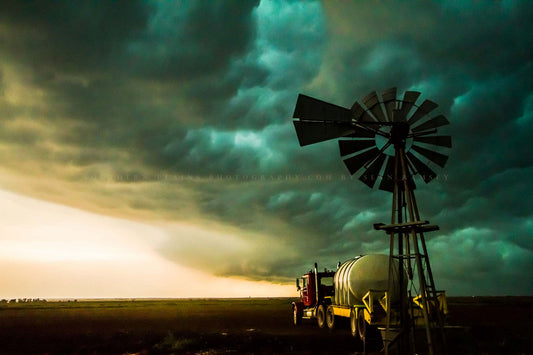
[{"left": 0, "top": 189, "right": 295, "bottom": 299}]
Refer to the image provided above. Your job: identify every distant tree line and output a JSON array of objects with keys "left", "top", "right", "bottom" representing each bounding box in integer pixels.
[{"left": 1, "top": 298, "right": 48, "bottom": 303}]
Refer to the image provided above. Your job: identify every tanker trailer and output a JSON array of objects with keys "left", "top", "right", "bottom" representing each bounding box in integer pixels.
[
  {"left": 331, "top": 254, "right": 403, "bottom": 340},
  {"left": 292, "top": 254, "right": 446, "bottom": 341}
]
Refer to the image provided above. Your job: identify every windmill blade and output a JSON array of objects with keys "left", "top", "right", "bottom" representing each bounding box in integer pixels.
[
  {"left": 362, "top": 91, "right": 387, "bottom": 122},
  {"left": 378, "top": 156, "right": 396, "bottom": 192},
  {"left": 359, "top": 153, "right": 387, "bottom": 188},
  {"left": 293, "top": 121, "right": 355, "bottom": 146},
  {"left": 408, "top": 99, "right": 438, "bottom": 126},
  {"left": 406, "top": 152, "right": 437, "bottom": 183},
  {"left": 342, "top": 147, "right": 380, "bottom": 175},
  {"left": 411, "top": 144, "right": 449, "bottom": 168},
  {"left": 351, "top": 101, "right": 377, "bottom": 123},
  {"left": 382, "top": 87, "right": 397, "bottom": 122},
  {"left": 293, "top": 94, "right": 352, "bottom": 122},
  {"left": 347, "top": 129, "right": 375, "bottom": 139},
  {"left": 339, "top": 139, "right": 376, "bottom": 157},
  {"left": 413, "top": 135, "right": 452, "bottom": 148},
  {"left": 412, "top": 115, "right": 449, "bottom": 132},
  {"left": 395, "top": 91, "right": 421, "bottom": 122}
]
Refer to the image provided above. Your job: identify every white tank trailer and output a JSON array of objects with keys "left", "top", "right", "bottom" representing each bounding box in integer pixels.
[{"left": 334, "top": 254, "right": 402, "bottom": 307}]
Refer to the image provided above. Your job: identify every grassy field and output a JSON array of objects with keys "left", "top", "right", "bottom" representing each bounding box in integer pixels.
[{"left": 0, "top": 297, "right": 531, "bottom": 354}]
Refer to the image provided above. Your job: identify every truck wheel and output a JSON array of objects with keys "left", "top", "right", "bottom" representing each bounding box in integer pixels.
[
  {"left": 316, "top": 305, "right": 326, "bottom": 328},
  {"left": 292, "top": 305, "right": 302, "bottom": 325},
  {"left": 350, "top": 310, "right": 358, "bottom": 337},
  {"left": 326, "top": 306, "right": 335, "bottom": 329}
]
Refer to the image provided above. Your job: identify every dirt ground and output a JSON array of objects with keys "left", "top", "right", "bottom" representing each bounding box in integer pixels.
[{"left": 0, "top": 296, "right": 531, "bottom": 354}]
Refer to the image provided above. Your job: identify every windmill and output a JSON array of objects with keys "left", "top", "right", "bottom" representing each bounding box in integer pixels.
[{"left": 292, "top": 88, "right": 450, "bottom": 355}]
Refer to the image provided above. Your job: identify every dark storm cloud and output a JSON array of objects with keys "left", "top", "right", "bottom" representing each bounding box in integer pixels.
[
  {"left": 0, "top": 0, "right": 149, "bottom": 72},
  {"left": 123, "top": 0, "right": 326, "bottom": 173},
  {"left": 129, "top": 1, "right": 260, "bottom": 80},
  {"left": 204, "top": 0, "right": 326, "bottom": 129},
  {"left": 0, "top": 0, "right": 323, "bottom": 172},
  {"left": 157, "top": 175, "right": 395, "bottom": 280},
  {"left": 1, "top": 0, "right": 532, "bottom": 295},
  {"left": 317, "top": 1, "right": 533, "bottom": 115}
]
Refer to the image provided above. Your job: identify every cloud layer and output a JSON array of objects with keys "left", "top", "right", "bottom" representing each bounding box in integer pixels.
[{"left": 0, "top": 0, "right": 531, "bottom": 295}]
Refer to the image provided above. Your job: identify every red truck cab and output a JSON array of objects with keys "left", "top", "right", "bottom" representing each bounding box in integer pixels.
[{"left": 292, "top": 263, "right": 335, "bottom": 325}]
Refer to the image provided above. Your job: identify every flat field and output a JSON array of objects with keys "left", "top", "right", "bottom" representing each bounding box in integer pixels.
[{"left": 0, "top": 296, "right": 531, "bottom": 354}]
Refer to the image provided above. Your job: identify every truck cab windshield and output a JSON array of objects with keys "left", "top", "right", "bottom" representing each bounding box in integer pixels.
[{"left": 320, "top": 277, "right": 333, "bottom": 287}]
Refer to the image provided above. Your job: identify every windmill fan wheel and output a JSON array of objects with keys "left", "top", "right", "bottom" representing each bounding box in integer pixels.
[{"left": 292, "top": 87, "right": 451, "bottom": 192}]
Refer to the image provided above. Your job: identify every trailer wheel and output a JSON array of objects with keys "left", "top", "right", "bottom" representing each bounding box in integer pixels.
[
  {"left": 292, "top": 305, "right": 302, "bottom": 325},
  {"left": 350, "top": 310, "right": 358, "bottom": 337},
  {"left": 316, "top": 305, "right": 326, "bottom": 328},
  {"left": 326, "top": 306, "right": 336, "bottom": 329}
]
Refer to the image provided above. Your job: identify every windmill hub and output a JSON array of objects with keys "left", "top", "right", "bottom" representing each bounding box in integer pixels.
[
  {"left": 390, "top": 122, "right": 410, "bottom": 148},
  {"left": 375, "top": 125, "right": 413, "bottom": 156}
]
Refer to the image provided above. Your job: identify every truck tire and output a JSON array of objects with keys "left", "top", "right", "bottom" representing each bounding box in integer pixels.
[
  {"left": 326, "top": 306, "right": 336, "bottom": 329},
  {"left": 350, "top": 310, "right": 358, "bottom": 337},
  {"left": 316, "top": 305, "right": 326, "bottom": 328},
  {"left": 292, "top": 305, "right": 302, "bottom": 325}
]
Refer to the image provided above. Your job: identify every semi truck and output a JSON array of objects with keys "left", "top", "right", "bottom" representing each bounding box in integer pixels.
[{"left": 291, "top": 254, "right": 447, "bottom": 342}]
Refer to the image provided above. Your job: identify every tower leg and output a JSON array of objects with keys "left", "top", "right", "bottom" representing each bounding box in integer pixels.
[{"left": 384, "top": 148, "right": 447, "bottom": 355}]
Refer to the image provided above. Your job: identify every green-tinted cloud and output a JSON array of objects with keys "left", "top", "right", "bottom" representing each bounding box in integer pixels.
[{"left": 0, "top": 0, "right": 531, "bottom": 295}]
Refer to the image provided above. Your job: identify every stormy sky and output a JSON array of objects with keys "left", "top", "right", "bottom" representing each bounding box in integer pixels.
[{"left": 0, "top": 0, "right": 531, "bottom": 297}]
